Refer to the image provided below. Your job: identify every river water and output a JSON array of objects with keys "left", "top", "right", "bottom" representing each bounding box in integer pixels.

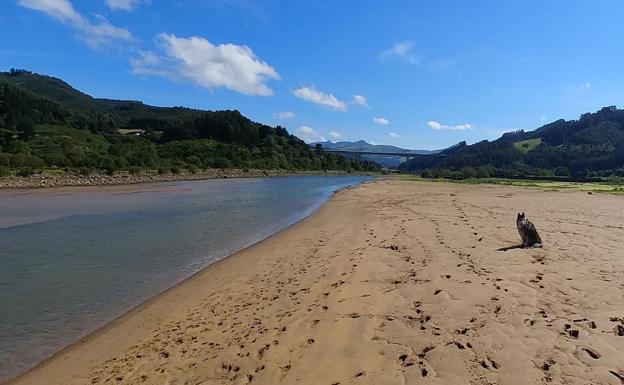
[{"left": 0, "top": 175, "right": 371, "bottom": 381}]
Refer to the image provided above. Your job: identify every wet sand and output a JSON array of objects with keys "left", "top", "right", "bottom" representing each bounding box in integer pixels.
[{"left": 8, "top": 180, "right": 624, "bottom": 385}]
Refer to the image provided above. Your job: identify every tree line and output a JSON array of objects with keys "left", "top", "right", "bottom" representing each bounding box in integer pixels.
[
  {"left": 402, "top": 106, "right": 624, "bottom": 179},
  {"left": 0, "top": 70, "right": 380, "bottom": 176}
]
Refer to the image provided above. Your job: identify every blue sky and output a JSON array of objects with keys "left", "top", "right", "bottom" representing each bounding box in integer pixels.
[{"left": 1, "top": 0, "right": 623, "bottom": 149}]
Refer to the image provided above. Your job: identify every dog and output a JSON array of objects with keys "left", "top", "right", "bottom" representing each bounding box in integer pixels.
[{"left": 517, "top": 212, "right": 542, "bottom": 248}]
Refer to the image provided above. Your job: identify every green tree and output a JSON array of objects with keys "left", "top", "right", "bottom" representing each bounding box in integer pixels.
[{"left": 17, "top": 121, "right": 35, "bottom": 140}]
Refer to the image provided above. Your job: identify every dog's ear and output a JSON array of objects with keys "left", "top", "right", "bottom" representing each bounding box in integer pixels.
[{"left": 521, "top": 212, "right": 525, "bottom": 217}]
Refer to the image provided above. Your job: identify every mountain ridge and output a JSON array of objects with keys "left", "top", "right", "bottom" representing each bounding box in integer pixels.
[
  {"left": 0, "top": 69, "right": 380, "bottom": 175},
  {"left": 308, "top": 140, "right": 440, "bottom": 168},
  {"left": 402, "top": 106, "right": 624, "bottom": 178},
  {"left": 310, "top": 140, "right": 439, "bottom": 155}
]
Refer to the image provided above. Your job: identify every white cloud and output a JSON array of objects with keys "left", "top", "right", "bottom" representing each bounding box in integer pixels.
[
  {"left": 131, "top": 50, "right": 160, "bottom": 66},
  {"left": 381, "top": 41, "right": 420, "bottom": 65},
  {"left": 373, "top": 117, "right": 389, "bottom": 125},
  {"left": 292, "top": 86, "right": 347, "bottom": 111},
  {"left": 19, "top": 0, "right": 133, "bottom": 47},
  {"left": 585, "top": 82, "right": 592, "bottom": 89},
  {"left": 427, "top": 120, "right": 472, "bottom": 131},
  {"left": 352, "top": 94, "right": 369, "bottom": 108},
  {"left": 275, "top": 111, "right": 296, "bottom": 120},
  {"left": 131, "top": 33, "right": 280, "bottom": 96},
  {"left": 297, "top": 126, "right": 326, "bottom": 143},
  {"left": 328, "top": 131, "right": 344, "bottom": 141},
  {"left": 105, "top": 0, "right": 147, "bottom": 11},
  {"left": 388, "top": 132, "right": 400, "bottom": 138},
  {"left": 20, "top": 0, "right": 81, "bottom": 22}
]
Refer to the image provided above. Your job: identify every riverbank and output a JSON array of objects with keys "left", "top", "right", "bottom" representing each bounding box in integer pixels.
[
  {"left": 8, "top": 180, "right": 624, "bottom": 385},
  {"left": 0, "top": 169, "right": 380, "bottom": 189}
]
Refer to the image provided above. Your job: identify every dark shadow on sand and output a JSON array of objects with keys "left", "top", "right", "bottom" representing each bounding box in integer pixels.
[{"left": 496, "top": 245, "right": 523, "bottom": 252}]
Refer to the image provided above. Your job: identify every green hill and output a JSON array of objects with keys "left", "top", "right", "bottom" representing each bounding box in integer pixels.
[
  {"left": 0, "top": 69, "right": 101, "bottom": 112},
  {"left": 402, "top": 106, "right": 624, "bottom": 179},
  {"left": 0, "top": 69, "right": 379, "bottom": 176}
]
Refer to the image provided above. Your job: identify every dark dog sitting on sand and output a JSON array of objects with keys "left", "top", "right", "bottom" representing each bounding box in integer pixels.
[{"left": 517, "top": 212, "right": 542, "bottom": 248}]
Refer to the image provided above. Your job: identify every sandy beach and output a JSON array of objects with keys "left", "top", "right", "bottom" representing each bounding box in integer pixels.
[{"left": 8, "top": 179, "right": 624, "bottom": 385}]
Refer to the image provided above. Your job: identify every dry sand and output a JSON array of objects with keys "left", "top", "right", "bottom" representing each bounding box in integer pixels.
[{"left": 8, "top": 180, "right": 624, "bottom": 385}]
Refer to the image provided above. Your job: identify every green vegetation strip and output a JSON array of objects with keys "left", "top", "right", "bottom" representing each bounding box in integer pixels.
[{"left": 392, "top": 175, "right": 624, "bottom": 195}]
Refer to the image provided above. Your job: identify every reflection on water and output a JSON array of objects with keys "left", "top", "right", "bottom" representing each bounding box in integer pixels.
[{"left": 0, "top": 176, "right": 370, "bottom": 381}]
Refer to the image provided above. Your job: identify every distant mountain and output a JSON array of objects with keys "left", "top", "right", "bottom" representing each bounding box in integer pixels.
[
  {"left": 309, "top": 140, "right": 439, "bottom": 168},
  {"left": 0, "top": 69, "right": 380, "bottom": 175},
  {"left": 311, "top": 140, "right": 438, "bottom": 154},
  {"left": 402, "top": 106, "right": 624, "bottom": 179}
]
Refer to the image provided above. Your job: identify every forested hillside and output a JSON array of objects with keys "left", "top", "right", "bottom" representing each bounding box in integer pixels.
[
  {"left": 0, "top": 69, "right": 379, "bottom": 176},
  {"left": 402, "top": 106, "right": 624, "bottom": 179}
]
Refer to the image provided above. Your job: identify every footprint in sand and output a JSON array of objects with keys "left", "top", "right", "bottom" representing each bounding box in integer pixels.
[
  {"left": 529, "top": 274, "right": 543, "bottom": 283},
  {"left": 540, "top": 359, "right": 556, "bottom": 382},
  {"left": 398, "top": 354, "right": 415, "bottom": 367},
  {"left": 610, "top": 317, "right": 624, "bottom": 336},
  {"left": 541, "top": 359, "right": 555, "bottom": 372},
  {"left": 564, "top": 324, "right": 580, "bottom": 338},
  {"left": 480, "top": 357, "right": 499, "bottom": 370},
  {"left": 582, "top": 347, "right": 601, "bottom": 359},
  {"left": 609, "top": 370, "right": 624, "bottom": 384}
]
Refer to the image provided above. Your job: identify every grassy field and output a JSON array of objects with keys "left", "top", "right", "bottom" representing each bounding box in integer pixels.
[
  {"left": 513, "top": 137, "right": 542, "bottom": 153},
  {"left": 393, "top": 174, "right": 624, "bottom": 195},
  {"left": 35, "top": 125, "right": 111, "bottom": 152}
]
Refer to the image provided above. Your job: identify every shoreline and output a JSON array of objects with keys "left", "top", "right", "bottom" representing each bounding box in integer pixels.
[
  {"left": 7, "top": 180, "right": 624, "bottom": 385},
  {"left": 4, "top": 199, "right": 317, "bottom": 383},
  {"left": 0, "top": 169, "right": 380, "bottom": 190},
  {"left": 4, "top": 178, "right": 368, "bottom": 384}
]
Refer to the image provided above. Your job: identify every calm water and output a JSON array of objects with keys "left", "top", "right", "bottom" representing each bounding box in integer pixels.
[{"left": 0, "top": 176, "right": 370, "bottom": 381}]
